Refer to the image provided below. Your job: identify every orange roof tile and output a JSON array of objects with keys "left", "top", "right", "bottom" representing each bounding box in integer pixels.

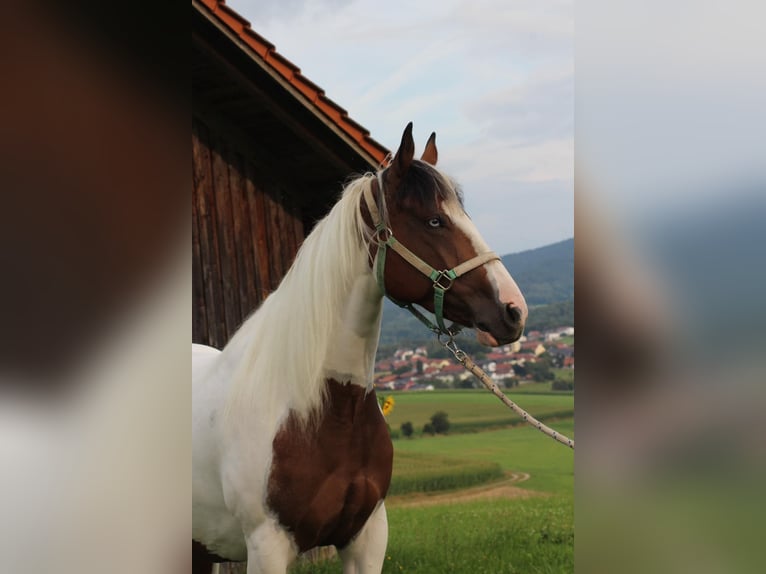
[{"left": 196, "top": 0, "right": 390, "bottom": 167}]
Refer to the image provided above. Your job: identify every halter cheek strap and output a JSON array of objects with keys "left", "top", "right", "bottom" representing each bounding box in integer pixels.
[{"left": 363, "top": 174, "right": 500, "bottom": 335}]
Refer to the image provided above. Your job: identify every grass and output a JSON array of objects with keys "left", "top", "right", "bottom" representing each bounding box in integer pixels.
[
  {"left": 290, "top": 495, "right": 574, "bottom": 574},
  {"left": 384, "top": 390, "right": 573, "bottom": 437},
  {"left": 551, "top": 369, "right": 574, "bottom": 384},
  {"left": 384, "top": 495, "right": 573, "bottom": 573},
  {"left": 390, "top": 451, "right": 504, "bottom": 495},
  {"left": 394, "top": 421, "right": 574, "bottom": 493},
  {"left": 512, "top": 381, "right": 570, "bottom": 394}
]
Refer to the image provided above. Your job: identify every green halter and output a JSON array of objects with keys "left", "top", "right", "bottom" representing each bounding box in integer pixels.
[{"left": 364, "top": 173, "right": 500, "bottom": 336}]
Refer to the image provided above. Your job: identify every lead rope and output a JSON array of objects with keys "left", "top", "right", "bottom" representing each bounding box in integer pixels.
[{"left": 439, "top": 335, "right": 574, "bottom": 449}]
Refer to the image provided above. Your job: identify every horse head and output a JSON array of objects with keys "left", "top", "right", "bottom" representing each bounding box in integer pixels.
[{"left": 366, "top": 123, "right": 527, "bottom": 346}]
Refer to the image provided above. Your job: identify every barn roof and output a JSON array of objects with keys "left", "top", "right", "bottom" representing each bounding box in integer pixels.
[{"left": 193, "top": 0, "right": 389, "bottom": 169}]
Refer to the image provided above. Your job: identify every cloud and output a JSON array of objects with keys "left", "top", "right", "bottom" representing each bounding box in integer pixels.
[
  {"left": 227, "top": 0, "right": 354, "bottom": 25},
  {"left": 468, "top": 180, "right": 573, "bottom": 253},
  {"left": 577, "top": 0, "right": 766, "bottom": 216},
  {"left": 225, "top": 0, "right": 574, "bottom": 253},
  {"left": 464, "top": 66, "right": 573, "bottom": 144},
  {"left": 443, "top": 137, "right": 573, "bottom": 186}
]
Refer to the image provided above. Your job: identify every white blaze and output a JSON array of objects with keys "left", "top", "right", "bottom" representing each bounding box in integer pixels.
[{"left": 445, "top": 200, "right": 528, "bottom": 323}]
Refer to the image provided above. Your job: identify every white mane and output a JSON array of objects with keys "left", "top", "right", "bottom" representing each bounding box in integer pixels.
[{"left": 220, "top": 173, "right": 377, "bottom": 429}]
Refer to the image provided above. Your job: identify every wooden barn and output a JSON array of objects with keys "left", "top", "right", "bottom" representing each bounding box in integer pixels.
[{"left": 192, "top": 0, "right": 389, "bottom": 349}]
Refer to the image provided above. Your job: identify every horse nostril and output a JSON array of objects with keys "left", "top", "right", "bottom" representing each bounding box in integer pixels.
[{"left": 506, "top": 304, "right": 523, "bottom": 323}]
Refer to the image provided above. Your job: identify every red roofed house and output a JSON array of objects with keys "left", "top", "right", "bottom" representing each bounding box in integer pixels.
[
  {"left": 192, "top": 0, "right": 389, "bottom": 348},
  {"left": 375, "top": 374, "right": 400, "bottom": 390},
  {"left": 375, "top": 360, "right": 393, "bottom": 372},
  {"left": 520, "top": 342, "right": 547, "bottom": 356}
]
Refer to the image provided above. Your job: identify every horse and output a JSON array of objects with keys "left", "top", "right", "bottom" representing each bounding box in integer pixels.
[{"left": 192, "top": 123, "right": 528, "bottom": 574}]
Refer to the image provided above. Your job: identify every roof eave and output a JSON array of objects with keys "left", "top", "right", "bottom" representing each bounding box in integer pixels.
[{"left": 193, "top": 0, "right": 389, "bottom": 169}]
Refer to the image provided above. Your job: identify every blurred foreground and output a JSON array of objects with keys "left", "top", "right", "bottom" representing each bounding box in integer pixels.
[
  {"left": 576, "top": 1, "right": 766, "bottom": 572},
  {"left": 0, "top": 3, "right": 188, "bottom": 574}
]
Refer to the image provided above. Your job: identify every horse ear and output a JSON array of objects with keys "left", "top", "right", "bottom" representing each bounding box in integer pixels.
[
  {"left": 386, "top": 122, "right": 415, "bottom": 192},
  {"left": 421, "top": 132, "right": 438, "bottom": 165}
]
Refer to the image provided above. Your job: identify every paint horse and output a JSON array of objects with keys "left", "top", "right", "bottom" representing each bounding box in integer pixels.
[{"left": 192, "top": 124, "right": 528, "bottom": 574}]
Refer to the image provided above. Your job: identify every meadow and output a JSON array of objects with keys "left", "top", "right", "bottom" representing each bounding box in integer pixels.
[
  {"left": 384, "top": 389, "right": 574, "bottom": 437},
  {"left": 289, "top": 390, "right": 574, "bottom": 573},
  {"left": 389, "top": 451, "right": 504, "bottom": 495}
]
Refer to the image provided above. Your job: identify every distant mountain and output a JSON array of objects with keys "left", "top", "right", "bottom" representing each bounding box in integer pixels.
[
  {"left": 378, "top": 238, "right": 574, "bottom": 349},
  {"left": 501, "top": 238, "right": 574, "bottom": 306}
]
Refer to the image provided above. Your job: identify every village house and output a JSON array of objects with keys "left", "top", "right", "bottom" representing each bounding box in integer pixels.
[
  {"left": 491, "top": 363, "right": 517, "bottom": 386},
  {"left": 394, "top": 349, "right": 414, "bottom": 361},
  {"left": 544, "top": 326, "right": 574, "bottom": 341},
  {"left": 432, "top": 363, "right": 471, "bottom": 385},
  {"left": 520, "top": 341, "right": 547, "bottom": 356},
  {"left": 374, "top": 359, "right": 393, "bottom": 372},
  {"left": 372, "top": 324, "right": 573, "bottom": 391}
]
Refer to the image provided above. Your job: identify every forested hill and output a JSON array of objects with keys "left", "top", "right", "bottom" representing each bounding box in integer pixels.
[
  {"left": 501, "top": 238, "right": 573, "bottom": 306},
  {"left": 379, "top": 238, "right": 574, "bottom": 349}
]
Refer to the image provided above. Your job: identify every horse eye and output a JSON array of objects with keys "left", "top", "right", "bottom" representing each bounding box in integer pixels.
[{"left": 427, "top": 216, "right": 443, "bottom": 228}]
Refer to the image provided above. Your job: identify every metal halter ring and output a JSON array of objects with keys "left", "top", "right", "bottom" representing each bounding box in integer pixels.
[
  {"left": 437, "top": 333, "right": 467, "bottom": 363},
  {"left": 433, "top": 270, "right": 455, "bottom": 291},
  {"left": 372, "top": 226, "right": 393, "bottom": 246}
]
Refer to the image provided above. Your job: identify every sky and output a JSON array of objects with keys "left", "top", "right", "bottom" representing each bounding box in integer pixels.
[
  {"left": 227, "top": 0, "right": 574, "bottom": 255},
  {"left": 577, "top": 0, "right": 766, "bottom": 220}
]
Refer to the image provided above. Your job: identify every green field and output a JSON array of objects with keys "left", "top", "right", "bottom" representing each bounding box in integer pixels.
[
  {"left": 557, "top": 335, "right": 574, "bottom": 346},
  {"left": 390, "top": 451, "right": 505, "bottom": 495},
  {"left": 381, "top": 495, "right": 574, "bottom": 574},
  {"left": 552, "top": 368, "right": 574, "bottom": 384},
  {"left": 293, "top": 471, "right": 572, "bottom": 573},
  {"left": 289, "top": 390, "right": 574, "bottom": 573},
  {"left": 384, "top": 389, "right": 573, "bottom": 436},
  {"left": 394, "top": 421, "right": 574, "bottom": 493},
  {"left": 511, "top": 381, "right": 570, "bottom": 394}
]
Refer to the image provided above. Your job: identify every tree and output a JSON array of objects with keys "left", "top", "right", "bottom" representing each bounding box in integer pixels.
[
  {"left": 423, "top": 422, "right": 435, "bottom": 435},
  {"left": 430, "top": 411, "right": 450, "bottom": 434},
  {"left": 458, "top": 378, "right": 474, "bottom": 389},
  {"left": 552, "top": 379, "right": 574, "bottom": 391},
  {"left": 525, "top": 300, "right": 574, "bottom": 332},
  {"left": 400, "top": 421, "right": 414, "bottom": 438},
  {"left": 526, "top": 354, "right": 554, "bottom": 382}
]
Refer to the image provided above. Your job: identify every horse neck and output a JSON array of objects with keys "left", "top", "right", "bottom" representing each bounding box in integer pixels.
[
  {"left": 322, "top": 272, "right": 384, "bottom": 389},
  {"left": 221, "top": 180, "right": 382, "bottom": 426}
]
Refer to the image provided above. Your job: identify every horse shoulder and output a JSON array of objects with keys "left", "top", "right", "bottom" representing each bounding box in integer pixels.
[{"left": 266, "top": 380, "right": 393, "bottom": 552}]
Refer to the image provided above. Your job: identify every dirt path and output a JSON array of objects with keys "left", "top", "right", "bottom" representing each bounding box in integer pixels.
[{"left": 387, "top": 472, "right": 546, "bottom": 509}]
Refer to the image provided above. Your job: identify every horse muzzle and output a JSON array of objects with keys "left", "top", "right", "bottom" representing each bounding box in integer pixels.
[{"left": 475, "top": 303, "right": 526, "bottom": 347}]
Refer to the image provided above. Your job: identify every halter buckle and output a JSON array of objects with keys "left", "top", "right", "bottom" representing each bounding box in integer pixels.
[
  {"left": 433, "top": 270, "right": 455, "bottom": 291},
  {"left": 372, "top": 226, "right": 393, "bottom": 246}
]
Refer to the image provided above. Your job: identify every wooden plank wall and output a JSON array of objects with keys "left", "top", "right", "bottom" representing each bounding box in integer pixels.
[{"left": 192, "top": 116, "right": 305, "bottom": 348}]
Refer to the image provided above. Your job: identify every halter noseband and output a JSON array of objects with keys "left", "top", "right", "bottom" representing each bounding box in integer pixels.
[{"left": 363, "top": 172, "right": 500, "bottom": 336}]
